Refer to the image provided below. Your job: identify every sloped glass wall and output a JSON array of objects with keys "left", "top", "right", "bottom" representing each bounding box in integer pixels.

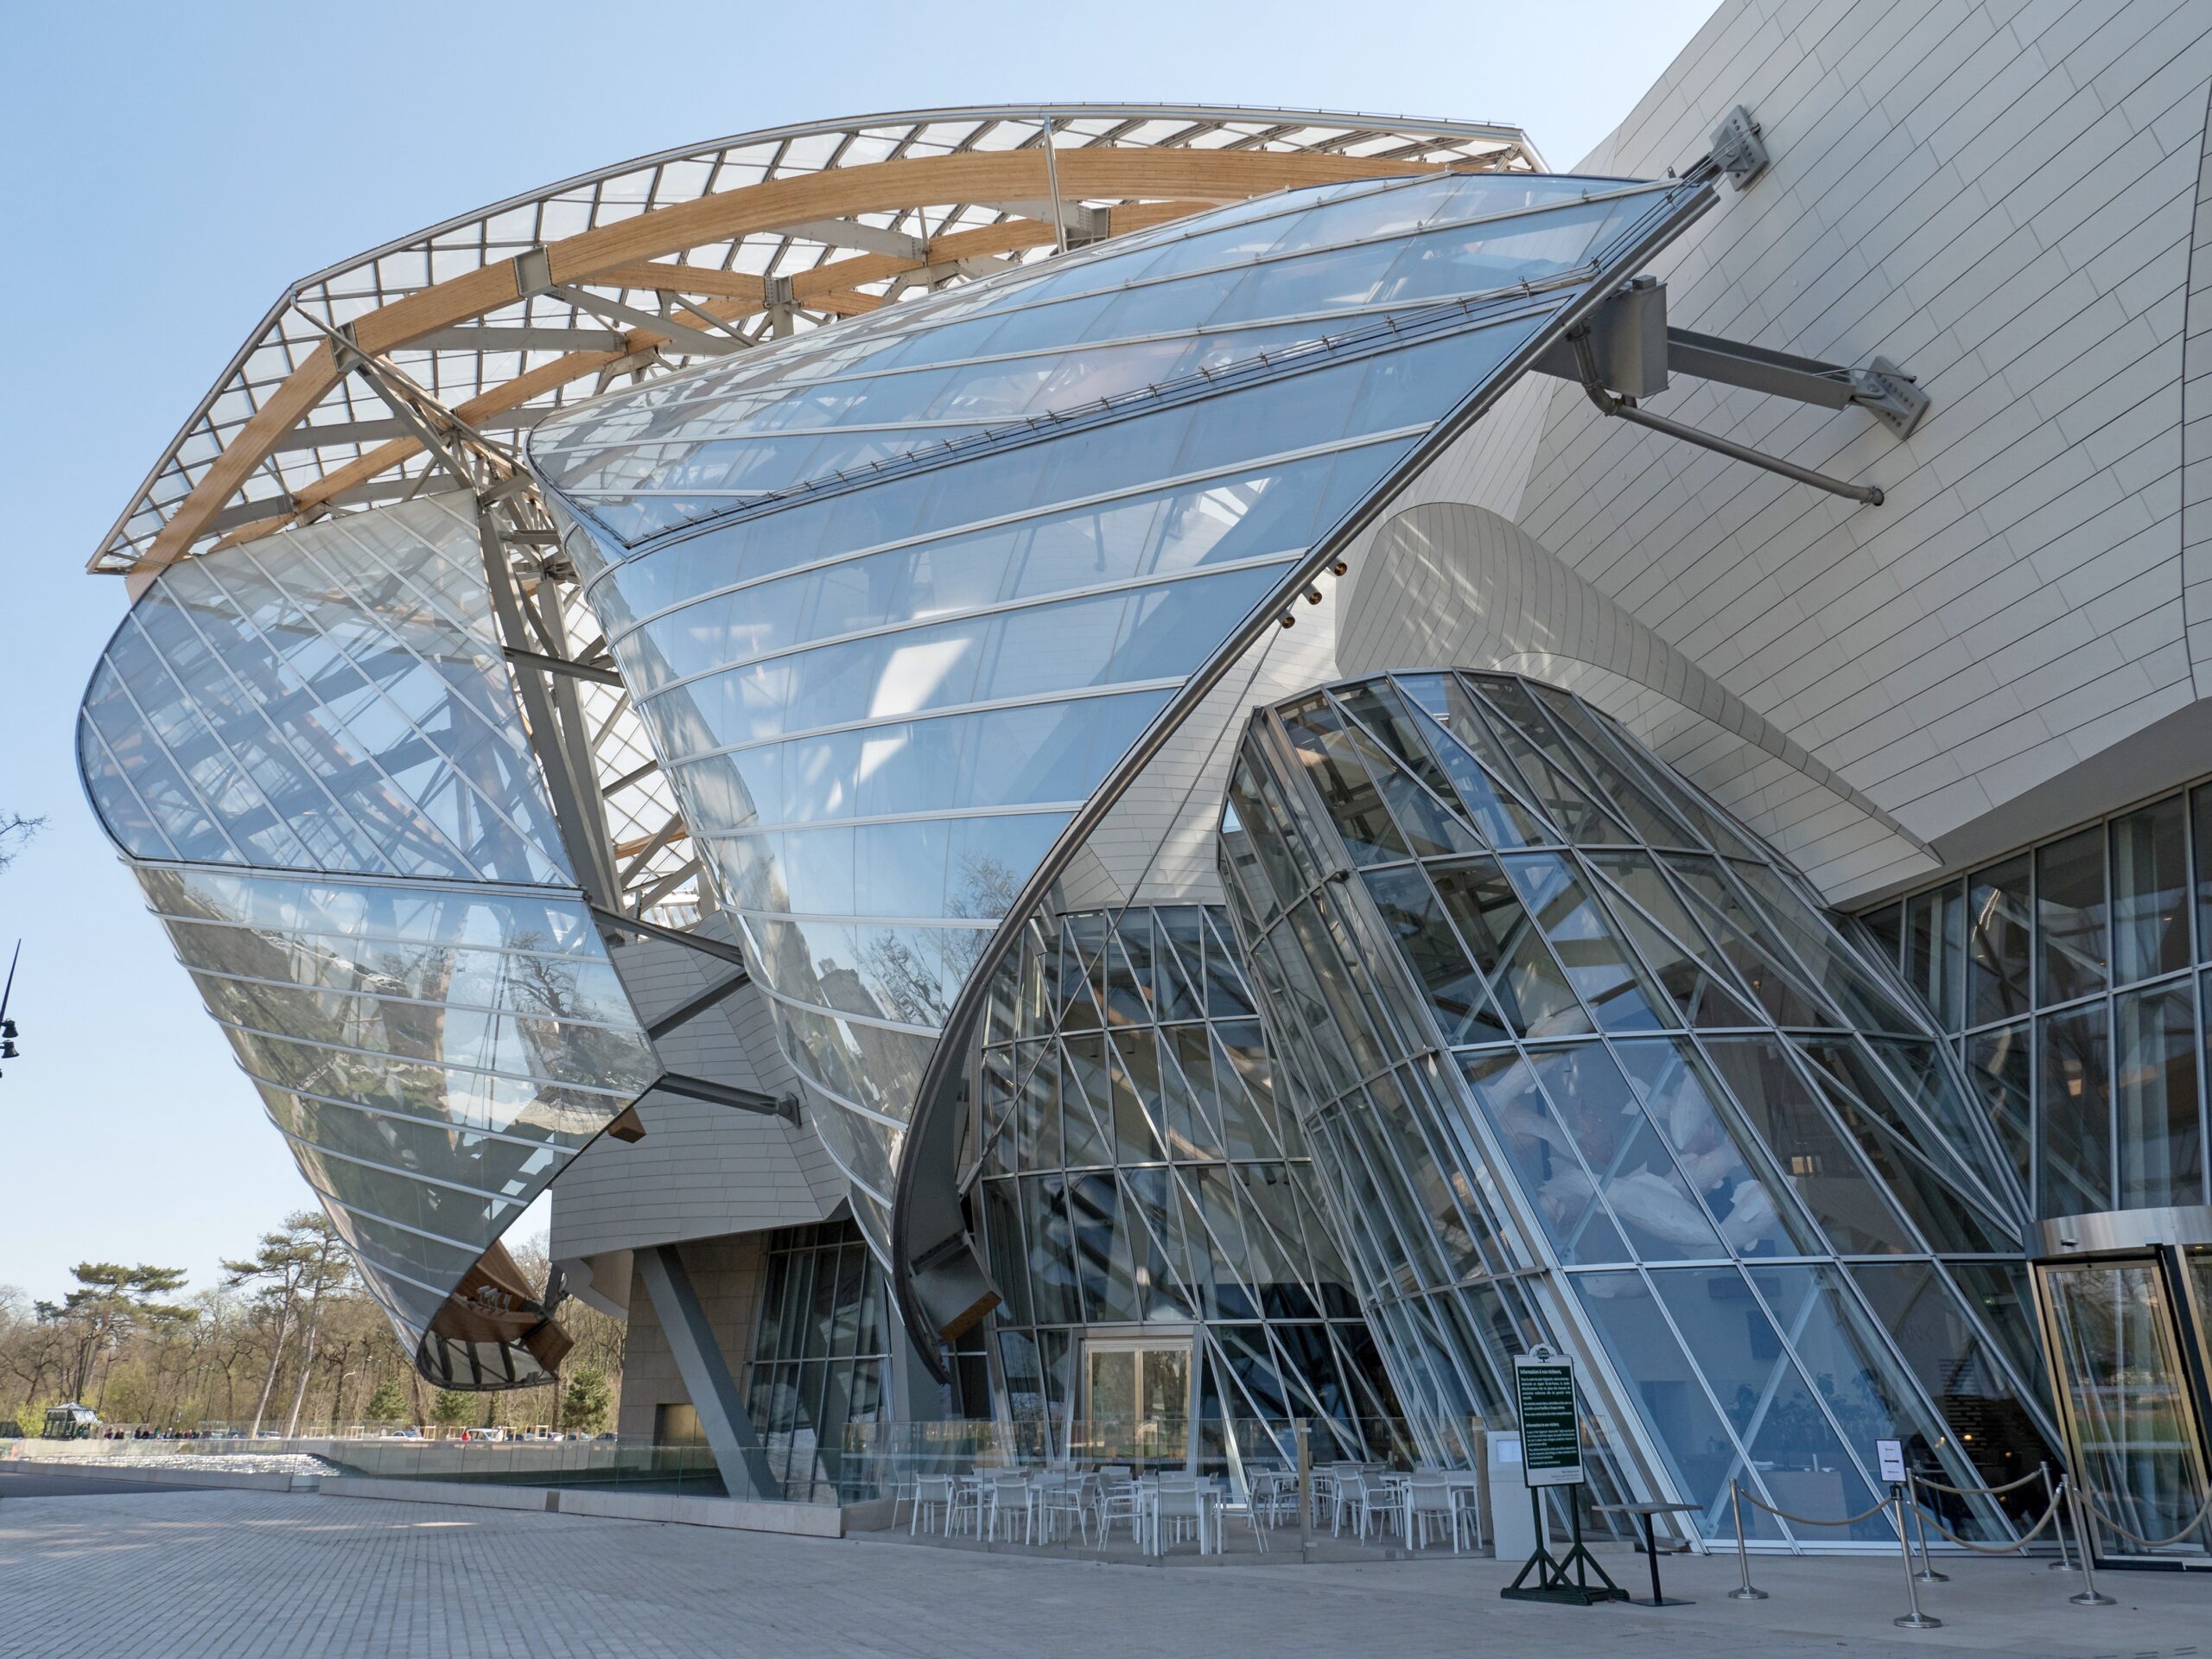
[
  {"left": 77, "top": 496, "right": 660, "bottom": 1387},
  {"left": 969, "top": 904, "right": 1398, "bottom": 1467},
  {"left": 1217, "top": 670, "right": 2057, "bottom": 1542}
]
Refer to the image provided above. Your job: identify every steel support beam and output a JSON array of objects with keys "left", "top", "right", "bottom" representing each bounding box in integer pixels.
[
  {"left": 632, "top": 1244, "right": 779, "bottom": 1501},
  {"left": 652, "top": 1071, "right": 797, "bottom": 1121},
  {"left": 500, "top": 644, "right": 624, "bottom": 686},
  {"left": 644, "top": 966, "right": 752, "bottom": 1041}
]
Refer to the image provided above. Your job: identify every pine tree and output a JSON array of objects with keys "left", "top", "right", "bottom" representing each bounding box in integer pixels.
[
  {"left": 560, "top": 1366, "right": 613, "bottom": 1435},
  {"left": 363, "top": 1376, "right": 408, "bottom": 1424}
]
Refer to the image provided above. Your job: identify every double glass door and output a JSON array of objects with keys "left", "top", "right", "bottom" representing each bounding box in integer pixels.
[
  {"left": 2036, "top": 1249, "right": 2212, "bottom": 1563},
  {"left": 1084, "top": 1339, "right": 1192, "bottom": 1468}
]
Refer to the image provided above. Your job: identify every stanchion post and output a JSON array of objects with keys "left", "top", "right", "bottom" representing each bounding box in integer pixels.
[
  {"left": 1906, "top": 1475, "right": 1948, "bottom": 1582},
  {"left": 2042, "top": 1463, "right": 2076, "bottom": 1571},
  {"left": 2063, "top": 1478, "right": 2116, "bottom": 1607},
  {"left": 1294, "top": 1417, "right": 1312, "bottom": 1560},
  {"left": 1891, "top": 1483, "right": 1942, "bottom": 1630},
  {"left": 1726, "top": 1479, "right": 1767, "bottom": 1601}
]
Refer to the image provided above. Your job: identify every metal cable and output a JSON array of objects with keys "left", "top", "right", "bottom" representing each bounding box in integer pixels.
[
  {"left": 2075, "top": 1485, "right": 2212, "bottom": 1552},
  {"left": 1734, "top": 1487, "right": 1894, "bottom": 1529}
]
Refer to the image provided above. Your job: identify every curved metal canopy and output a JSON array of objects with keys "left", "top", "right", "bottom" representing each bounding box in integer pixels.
[{"left": 91, "top": 106, "right": 1538, "bottom": 580}]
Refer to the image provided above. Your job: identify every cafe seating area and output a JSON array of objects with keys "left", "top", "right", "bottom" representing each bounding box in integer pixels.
[{"left": 886, "top": 1459, "right": 1490, "bottom": 1561}]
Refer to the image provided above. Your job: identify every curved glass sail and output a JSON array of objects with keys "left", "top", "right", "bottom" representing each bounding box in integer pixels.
[
  {"left": 529, "top": 169, "right": 1712, "bottom": 1253},
  {"left": 1217, "top": 671, "right": 2056, "bottom": 1541},
  {"left": 78, "top": 494, "right": 659, "bottom": 1387}
]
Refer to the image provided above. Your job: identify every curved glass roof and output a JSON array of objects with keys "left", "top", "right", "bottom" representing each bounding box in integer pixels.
[
  {"left": 531, "top": 166, "right": 1715, "bottom": 1252},
  {"left": 90, "top": 106, "right": 1537, "bottom": 578}
]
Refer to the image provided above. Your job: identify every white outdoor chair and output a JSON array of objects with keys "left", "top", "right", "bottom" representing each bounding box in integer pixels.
[
  {"left": 889, "top": 1474, "right": 920, "bottom": 1530},
  {"left": 911, "top": 1474, "right": 959, "bottom": 1536},
  {"left": 1096, "top": 1471, "right": 1141, "bottom": 1546},
  {"left": 1406, "top": 1478, "right": 1470, "bottom": 1553},
  {"left": 1348, "top": 1471, "right": 1403, "bottom": 1543},
  {"left": 1150, "top": 1478, "right": 1214, "bottom": 1555},
  {"left": 986, "top": 1472, "right": 1035, "bottom": 1544},
  {"left": 1038, "top": 1473, "right": 1092, "bottom": 1545}
]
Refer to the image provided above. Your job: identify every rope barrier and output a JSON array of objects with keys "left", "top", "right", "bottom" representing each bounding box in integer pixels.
[
  {"left": 2074, "top": 1484, "right": 2212, "bottom": 1552},
  {"left": 1905, "top": 1483, "right": 2065, "bottom": 1555},
  {"left": 1908, "top": 1467, "right": 2047, "bottom": 1498},
  {"left": 1732, "top": 1485, "right": 1895, "bottom": 1530}
]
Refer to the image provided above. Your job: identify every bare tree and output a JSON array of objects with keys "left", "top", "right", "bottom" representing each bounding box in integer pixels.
[{"left": 0, "top": 812, "right": 41, "bottom": 874}]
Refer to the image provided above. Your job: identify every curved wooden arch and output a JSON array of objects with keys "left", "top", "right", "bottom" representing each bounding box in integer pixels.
[{"left": 138, "top": 146, "right": 1459, "bottom": 572}]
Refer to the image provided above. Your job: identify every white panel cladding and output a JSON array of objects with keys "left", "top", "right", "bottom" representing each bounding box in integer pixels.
[
  {"left": 1363, "top": 0, "right": 2212, "bottom": 903},
  {"left": 2182, "top": 78, "right": 2212, "bottom": 683},
  {"left": 552, "top": 911, "right": 840, "bottom": 1265}
]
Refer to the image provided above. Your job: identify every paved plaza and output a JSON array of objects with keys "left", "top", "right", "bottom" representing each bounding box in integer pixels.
[{"left": 1, "top": 1478, "right": 2205, "bottom": 1659}]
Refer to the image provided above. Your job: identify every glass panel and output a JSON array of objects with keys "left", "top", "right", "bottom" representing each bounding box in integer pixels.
[
  {"left": 1904, "top": 882, "right": 1966, "bottom": 1033},
  {"left": 2037, "top": 827, "right": 2108, "bottom": 1006},
  {"left": 1700, "top": 1036, "right": 1916, "bottom": 1255},
  {"left": 1863, "top": 903, "right": 1904, "bottom": 971},
  {"left": 1614, "top": 1037, "right": 1813, "bottom": 1257},
  {"left": 2113, "top": 983, "right": 2202, "bottom": 1210},
  {"left": 1501, "top": 854, "right": 1679, "bottom": 1033},
  {"left": 2111, "top": 797, "right": 2190, "bottom": 985},
  {"left": 1964, "top": 1022, "right": 2034, "bottom": 1195},
  {"left": 1360, "top": 866, "right": 1507, "bottom": 1046},
  {"left": 2037, "top": 1003, "right": 2113, "bottom": 1218},
  {"left": 1850, "top": 1262, "right": 2053, "bottom": 1524},
  {"left": 1389, "top": 674, "right": 1550, "bottom": 848},
  {"left": 1428, "top": 858, "right": 1592, "bottom": 1039},
  {"left": 1525, "top": 1045, "right": 1722, "bottom": 1261},
  {"left": 1277, "top": 696, "right": 1408, "bottom": 867},
  {"left": 1459, "top": 1048, "right": 1629, "bottom": 1264},
  {"left": 2196, "top": 783, "right": 2212, "bottom": 963},
  {"left": 2039, "top": 1259, "right": 2212, "bottom": 1559},
  {"left": 1573, "top": 1270, "right": 1777, "bottom": 1540},
  {"left": 1650, "top": 1267, "right": 1891, "bottom": 1540},
  {"left": 1967, "top": 855, "right": 2034, "bottom": 1027}
]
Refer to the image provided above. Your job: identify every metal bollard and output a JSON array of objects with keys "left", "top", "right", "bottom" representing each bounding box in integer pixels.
[
  {"left": 2062, "top": 1478, "right": 2116, "bottom": 1607},
  {"left": 2042, "top": 1463, "right": 2076, "bottom": 1571},
  {"left": 1726, "top": 1479, "right": 1768, "bottom": 1600},
  {"left": 1891, "top": 1483, "right": 1942, "bottom": 1630},
  {"left": 1907, "top": 1476, "right": 1948, "bottom": 1582}
]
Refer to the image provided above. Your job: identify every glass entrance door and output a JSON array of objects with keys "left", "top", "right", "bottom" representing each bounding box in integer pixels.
[
  {"left": 1084, "top": 1340, "right": 1192, "bottom": 1469},
  {"left": 2037, "top": 1255, "right": 2212, "bottom": 1562}
]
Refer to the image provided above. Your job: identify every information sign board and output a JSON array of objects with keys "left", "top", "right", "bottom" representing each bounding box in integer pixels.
[
  {"left": 1512, "top": 1346, "right": 1583, "bottom": 1488},
  {"left": 1876, "top": 1438, "right": 1907, "bottom": 1484}
]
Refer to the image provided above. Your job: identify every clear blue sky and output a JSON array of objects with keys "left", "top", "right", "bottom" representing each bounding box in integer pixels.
[{"left": 0, "top": 0, "right": 1719, "bottom": 1305}]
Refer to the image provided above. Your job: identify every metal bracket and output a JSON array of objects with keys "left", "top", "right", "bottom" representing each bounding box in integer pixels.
[
  {"left": 1847, "top": 357, "right": 1931, "bottom": 440},
  {"left": 1710, "top": 105, "right": 1770, "bottom": 191}
]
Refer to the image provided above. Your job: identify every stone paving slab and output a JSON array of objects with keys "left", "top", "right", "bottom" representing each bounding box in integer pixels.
[{"left": 0, "top": 1485, "right": 2203, "bottom": 1659}]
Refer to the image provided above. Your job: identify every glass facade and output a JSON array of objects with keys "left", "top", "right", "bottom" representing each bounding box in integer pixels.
[
  {"left": 77, "top": 496, "right": 661, "bottom": 1386},
  {"left": 1860, "top": 783, "right": 2212, "bottom": 1220},
  {"left": 746, "top": 1219, "right": 889, "bottom": 1502},
  {"left": 526, "top": 168, "right": 1715, "bottom": 1260},
  {"left": 1217, "top": 670, "right": 2056, "bottom": 1541},
  {"left": 969, "top": 904, "right": 1397, "bottom": 1466}
]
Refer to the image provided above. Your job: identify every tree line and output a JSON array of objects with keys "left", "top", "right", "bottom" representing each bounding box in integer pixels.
[{"left": 1, "top": 1211, "right": 626, "bottom": 1438}]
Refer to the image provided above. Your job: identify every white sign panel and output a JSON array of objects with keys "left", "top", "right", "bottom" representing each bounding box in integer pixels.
[{"left": 1876, "top": 1438, "right": 1908, "bottom": 1484}]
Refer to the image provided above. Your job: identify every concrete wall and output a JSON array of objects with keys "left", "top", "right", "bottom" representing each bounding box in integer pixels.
[
  {"left": 614, "top": 1231, "right": 772, "bottom": 1444},
  {"left": 1341, "top": 0, "right": 2212, "bottom": 903}
]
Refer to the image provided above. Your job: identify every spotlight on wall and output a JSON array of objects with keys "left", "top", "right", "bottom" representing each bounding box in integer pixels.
[
  {"left": 1277, "top": 612, "right": 1296, "bottom": 629},
  {"left": 1331, "top": 561, "right": 1349, "bottom": 576},
  {"left": 1303, "top": 587, "right": 1324, "bottom": 606}
]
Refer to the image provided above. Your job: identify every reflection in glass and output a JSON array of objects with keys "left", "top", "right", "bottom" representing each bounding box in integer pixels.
[
  {"left": 2037, "top": 828, "right": 2107, "bottom": 1007},
  {"left": 2113, "top": 984, "right": 2202, "bottom": 1210},
  {"left": 1968, "top": 855, "right": 2033, "bottom": 1027},
  {"left": 2037, "top": 1004, "right": 2113, "bottom": 1218},
  {"left": 2111, "top": 798, "right": 2190, "bottom": 986},
  {"left": 2039, "top": 1260, "right": 2212, "bottom": 1559}
]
